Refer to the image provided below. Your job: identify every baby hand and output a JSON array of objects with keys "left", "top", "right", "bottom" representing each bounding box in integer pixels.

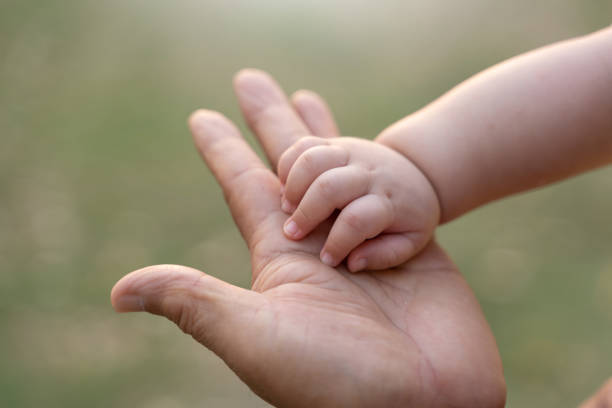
[{"left": 278, "top": 136, "right": 440, "bottom": 272}]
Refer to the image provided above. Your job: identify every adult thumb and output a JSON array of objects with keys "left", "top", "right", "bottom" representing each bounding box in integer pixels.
[{"left": 110, "top": 264, "right": 265, "bottom": 352}]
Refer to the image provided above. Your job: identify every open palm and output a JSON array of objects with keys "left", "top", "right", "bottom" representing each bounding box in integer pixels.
[{"left": 111, "top": 70, "right": 505, "bottom": 407}]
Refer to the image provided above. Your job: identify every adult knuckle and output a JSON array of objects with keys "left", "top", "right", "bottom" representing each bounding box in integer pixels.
[
  {"left": 176, "top": 301, "right": 196, "bottom": 335},
  {"left": 162, "top": 294, "right": 198, "bottom": 336}
]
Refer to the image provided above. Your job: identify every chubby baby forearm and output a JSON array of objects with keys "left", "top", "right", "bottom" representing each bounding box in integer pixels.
[{"left": 377, "top": 26, "right": 612, "bottom": 222}]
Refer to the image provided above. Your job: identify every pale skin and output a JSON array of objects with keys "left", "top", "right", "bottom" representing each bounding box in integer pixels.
[
  {"left": 581, "top": 378, "right": 612, "bottom": 407},
  {"left": 278, "top": 136, "right": 439, "bottom": 272},
  {"left": 109, "top": 26, "right": 612, "bottom": 407},
  {"left": 377, "top": 26, "right": 612, "bottom": 222},
  {"left": 378, "top": 25, "right": 612, "bottom": 405},
  {"left": 282, "top": 26, "right": 612, "bottom": 272},
  {"left": 110, "top": 70, "right": 506, "bottom": 407}
]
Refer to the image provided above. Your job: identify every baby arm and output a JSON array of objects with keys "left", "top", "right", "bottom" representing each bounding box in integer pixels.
[
  {"left": 377, "top": 26, "right": 612, "bottom": 222},
  {"left": 277, "top": 136, "right": 439, "bottom": 272}
]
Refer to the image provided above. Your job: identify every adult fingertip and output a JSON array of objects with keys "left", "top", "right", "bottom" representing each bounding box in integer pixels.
[
  {"left": 112, "top": 294, "right": 145, "bottom": 313},
  {"left": 188, "top": 109, "right": 224, "bottom": 139},
  {"left": 291, "top": 89, "right": 318, "bottom": 104},
  {"left": 110, "top": 271, "right": 146, "bottom": 312},
  {"left": 234, "top": 67, "right": 267, "bottom": 79},
  {"left": 233, "top": 68, "right": 273, "bottom": 89},
  {"left": 188, "top": 109, "right": 209, "bottom": 129},
  {"left": 188, "top": 110, "right": 242, "bottom": 151}
]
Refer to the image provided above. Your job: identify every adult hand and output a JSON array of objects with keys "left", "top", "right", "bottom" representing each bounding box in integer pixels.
[
  {"left": 111, "top": 70, "right": 506, "bottom": 407},
  {"left": 580, "top": 378, "right": 612, "bottom": 408}
]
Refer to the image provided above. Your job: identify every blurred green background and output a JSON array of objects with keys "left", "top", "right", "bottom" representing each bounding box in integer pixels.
[{"left": 2, "top": 0, "right": 612, "bottom": 406}]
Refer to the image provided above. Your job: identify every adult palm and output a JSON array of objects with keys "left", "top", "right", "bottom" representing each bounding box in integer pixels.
[{"left": 111, "top": 70, "right": 506, "bottom": 408}]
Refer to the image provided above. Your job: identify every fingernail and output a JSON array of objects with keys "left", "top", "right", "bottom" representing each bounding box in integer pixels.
[
  {"left": 351, "top": 258, "right": 367, "bottom": 272},
  {"left": 281, "top": 197, "right": 293, "bottom": 213},
  {"left": 113, "top": 295, "right": 145, "bottom": 312},
  {"left": 284, "top": 220, "right": 300, "bottom": 237},
  {"left": 320, "top": 251, "right": 335, "bottom": 266}
]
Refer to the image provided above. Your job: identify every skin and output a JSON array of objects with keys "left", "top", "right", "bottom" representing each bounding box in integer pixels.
[
  {"left": 278, "top": 136, "right": 439, "bottom": 272},
  {"left": 376, "top": 26, "right": 612, "bottom": 222},
  {"left": 371, "top": 26, "right": 612, "bottom": 404},
  {"left": 581, "top": 378, "right": 612, "bottom": 408},
  {"left": 110, "top": 70, "right": 506, "bottom": 408},
  {"left": 278, "top": 27, "right": 612, "bottom": 274}
]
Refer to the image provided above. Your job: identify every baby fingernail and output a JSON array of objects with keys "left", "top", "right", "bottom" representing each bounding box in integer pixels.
[
  {"left": 284, "top": 220, "right": 300, "bottom": 237},
  {"left": 351, "top": 258, "right": 367, "bottom": 272},
  {"left": 320, "top": 251, "right": 335, "bottom": 266}
]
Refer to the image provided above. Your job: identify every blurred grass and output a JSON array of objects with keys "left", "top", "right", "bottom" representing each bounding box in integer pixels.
[{"left": 1, "top": 0, "right": 612, "bottom": 406}]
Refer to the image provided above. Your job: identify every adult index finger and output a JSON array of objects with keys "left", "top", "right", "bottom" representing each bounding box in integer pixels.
[{"left": 189, "top": 109, "right": 280, "bottom": 246}]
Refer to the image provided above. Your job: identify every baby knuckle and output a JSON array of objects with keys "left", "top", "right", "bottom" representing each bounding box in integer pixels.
[
  {"left": 277, "top": 153, "right": 290, "bottom": 174},
  {"left": 300, "top": 149, "right": 318, "bottom": 170},
  {"left": 355, "top": 167, "right": 373, "bottom": 187},
  {"left": 384, "top": 245, "right": 402, "bottom": 265},
  {"left": 295, "top": 135, "right": 323, "bottom": 151},
  {"left": 343, "top": 211, "right": 367, "bottom": 233},
  {"left": 330, "top": 145, "right": 350, "bottom": 162},
  {"left": 317, "top": 176, "right": 335, "bottom": 198},
  {"left": 302, "top": 135, "right": 322, "bottom": 144},
  {"left": 324, "top": 235, "right": 346, "bottom": 255},
  {"left": 364, "top": 162, "right": 376, "bottom": 172},
  {"left": 294, "top": 205, "right": 313, "bottom": 224},
  {"left": 380, "top": 195, "right": 396, "bottom": 224}
]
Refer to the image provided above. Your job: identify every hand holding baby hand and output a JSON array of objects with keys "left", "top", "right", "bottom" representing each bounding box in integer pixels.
[{"left": 278, "top": 136, "right": 440, "bottom": 272}]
